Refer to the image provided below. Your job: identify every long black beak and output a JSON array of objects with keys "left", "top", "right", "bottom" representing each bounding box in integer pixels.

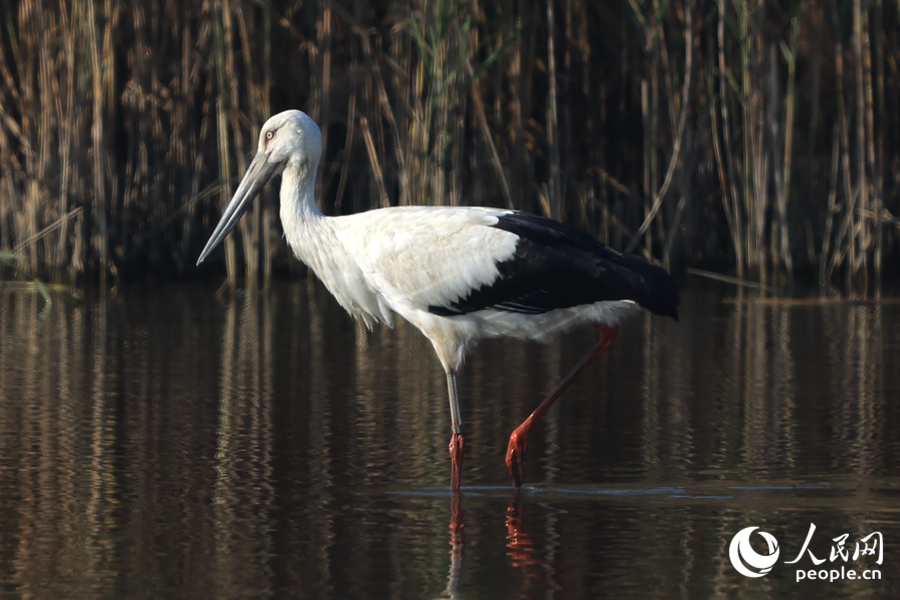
[{"left": 196, "top": 153, "right": 277, "bottom": 265}]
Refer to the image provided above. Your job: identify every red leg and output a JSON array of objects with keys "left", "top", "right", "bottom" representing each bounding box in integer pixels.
[
  {"left": 449, "top": 432, "right": 466, "bottom": 491},
  {"left": 505, "top": 323, "right": 619, "bottom": 486},
  {"left": 444, "top": 370, "right": 467, "bottom": 491}
]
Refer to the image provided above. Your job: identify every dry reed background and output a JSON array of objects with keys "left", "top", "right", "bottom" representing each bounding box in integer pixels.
[{"left": 0, "top": 0, "right": 897, "bottom": 290}]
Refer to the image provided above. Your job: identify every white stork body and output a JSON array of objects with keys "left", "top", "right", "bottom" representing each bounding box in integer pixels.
[
  {"left": 286, "top": 204, "right": 639, "bottom": 372},
  {"left": 198, "top": 110, "right": 679, "bottom": 489}
]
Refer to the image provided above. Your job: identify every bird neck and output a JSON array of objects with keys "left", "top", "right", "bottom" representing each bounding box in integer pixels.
[
  {"left": 279, "top": 164, "right": 330, "bottom": 262},
  {"left": 281, "top": 161, "right": 322, "bottom": 217}
]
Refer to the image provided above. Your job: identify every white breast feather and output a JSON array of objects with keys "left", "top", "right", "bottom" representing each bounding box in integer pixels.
[{"left": 285, "top": 216, "right": 392, "bottom": 328}]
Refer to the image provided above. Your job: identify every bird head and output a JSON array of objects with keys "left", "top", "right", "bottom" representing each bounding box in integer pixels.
[
  {"left": 196, "top": 110, "right": 322, "bottom": 266},
  {"left": 256, "top": 110, "right": 322, "bottom": 178}
]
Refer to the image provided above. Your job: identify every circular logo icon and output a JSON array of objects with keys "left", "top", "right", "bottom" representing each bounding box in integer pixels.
[{"left": 729, "top": 526, "right": 780, "bottom": 578}]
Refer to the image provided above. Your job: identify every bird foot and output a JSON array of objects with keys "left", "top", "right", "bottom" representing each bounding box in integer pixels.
[
  {"left": 449, "top": 432, "right": 466, "bottom": 491},
  {"left": 505, "top": 427, "right": 528, "bottom": 487}
]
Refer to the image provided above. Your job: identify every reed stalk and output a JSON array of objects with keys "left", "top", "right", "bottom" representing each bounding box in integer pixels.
[
  {"left": 852, "top": 0, "right": 868, "bottom": 278},
  {"left": 546, "top": 0, "right": 561, "bottom": 220}
]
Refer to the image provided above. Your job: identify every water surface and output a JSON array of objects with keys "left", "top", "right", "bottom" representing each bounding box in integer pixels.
[{"left": 0, "top": 281, "right": 898, "bottom": 599}]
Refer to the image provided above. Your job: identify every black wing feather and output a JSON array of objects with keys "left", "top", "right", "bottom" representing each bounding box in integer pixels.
[{"left": 428, "top": 213, "right": 679, "bottom": 320}]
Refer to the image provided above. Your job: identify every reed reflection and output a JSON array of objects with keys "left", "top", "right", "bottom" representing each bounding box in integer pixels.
[
  {"left": 0, "top": 291, "right": 106, "bottom": 598},
  {"left": 212, "top": 294, "right": 276, "bottom": 598}
]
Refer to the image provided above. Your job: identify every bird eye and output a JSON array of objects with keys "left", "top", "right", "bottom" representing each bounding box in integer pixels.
[{"left": 265, "top": 130, "right": 275, "bottom": 141}]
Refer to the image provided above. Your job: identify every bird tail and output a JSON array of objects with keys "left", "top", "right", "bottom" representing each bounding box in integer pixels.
[{"left": 599, "top": 249, "right": 680, "bottom": 321}]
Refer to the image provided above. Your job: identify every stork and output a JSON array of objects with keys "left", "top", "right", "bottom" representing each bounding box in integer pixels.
[{"left": 197, "top": 110, "right": 679, "bottom": 490}]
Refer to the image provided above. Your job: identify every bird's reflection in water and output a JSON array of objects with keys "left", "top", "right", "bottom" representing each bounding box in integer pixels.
[
  {"left": 506, "top": 494, "right": 541, "bottom": 570},
  {"left": 443, "top": 492, "right": 466, "bottom": 599},
  {"left": 441, "top": 491, "right": 551, "bottom": 599}
]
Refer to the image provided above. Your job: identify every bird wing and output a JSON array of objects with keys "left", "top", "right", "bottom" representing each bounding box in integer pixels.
[
  {"left": 334, "top": 206, "right": 520, "bottom": 313},
  {"left": 336, "top": 207, "right": 679, "bottom": 320},
  {"left": 431, "top": 212, "right": 679, "bottom": 319}
]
